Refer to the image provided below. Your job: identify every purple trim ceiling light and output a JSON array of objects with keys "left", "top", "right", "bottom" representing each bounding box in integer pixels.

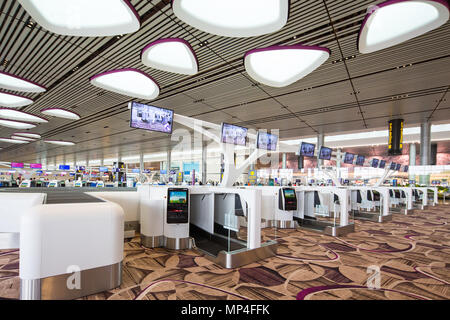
[
  {"left": 0, "top": 70, "right": 47, "bottom": 92},
  {"left": 14, "top": 132, "right": 41, "bottom": 138},
  {"left": 89, "top": 68, "right": 161, "bottom": 92},
  {"left": 244, "top": 44, "right": 331, "bottom": 60},
  {"left": 141, "top": 38, "right": 199, "bottom": 70},
  {"left": 0, "top": 108, "right": 48, "bottom": 122},
  {"left": 357, "top": 0, "right": 450, "bottom": 52},
  {"left": 123, "top": 0, "right": 141, "bottom": 25},
  {"left": 0, "top": 90, "right": 34, "bottom": 104},
  {"left": 40, "top": 107, "right": 81, "bottom": 119},
  {"left": 0, "top": 118, "right": 36, "bottom": 127}
]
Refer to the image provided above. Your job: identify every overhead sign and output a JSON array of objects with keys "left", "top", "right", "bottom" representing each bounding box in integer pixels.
[{"left": 388, "top": 119, "right": 404, "bottom": 155}]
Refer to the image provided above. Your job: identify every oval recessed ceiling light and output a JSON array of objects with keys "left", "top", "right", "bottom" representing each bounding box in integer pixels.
[
  {"left": 90, "top": 68, "right": 160, "bottom": 100},
  {"left": 44, "top": 140, "right": 75, "bottom": 146},
  {"left": 0, "top": 118, "right": 36, "bottom": 129},
  {"left": 0, "top": 108, "right": 48, "bottom": 123},
  {"left": 14, "top": 132, "right": 41, "bottom": 139},
  {"left": 0, "top": 91, "right": 33, "bottom": 108},
  {"left": 244, "top": 45, "right": 330, "bottom": 87},
  {"left": 0, "top": 137, "right": 29, "bottom": 144},
  {"left": 0, "top": 71, "right": 46, "bottom": 93},
  {"left": 17, "top": 0, "right": 140, "bottom": 37},
  {"left": 41, "top": 108, "right": 80, "bottom": 120},
  {"left": 141, "top": 38, "right": 198, "bottom": 75},
  {"left": 11, "top": 135, "right": 36, "bottom": 141},
  {"left": 358, "top": 0, "right": 450, "bottom": 54},
  {"left": 172, "top": 0, "right": 290, "bottom": 37}
]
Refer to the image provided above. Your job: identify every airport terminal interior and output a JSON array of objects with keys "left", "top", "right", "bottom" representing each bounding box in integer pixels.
[{"left": 0, "top": 0, "right": 449, "bottom": 301}]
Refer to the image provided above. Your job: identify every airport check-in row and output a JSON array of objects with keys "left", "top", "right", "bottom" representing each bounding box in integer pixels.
[{"left": 0, "top": 184, "right": 439, "bottom": 300}]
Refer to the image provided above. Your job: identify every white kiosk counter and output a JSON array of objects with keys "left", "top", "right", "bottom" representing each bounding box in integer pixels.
[
  {"left": 348, "top": 186, "right": 392, "bottom": 222},
  {"left": 138, "top": 185, "right": 277, "bottom": 268},
  {"left": 19, "top": 202, "right": 124, "bottom": 300},
  {"left": 0, "top": 192, "right": 47, "bottom": 249}
]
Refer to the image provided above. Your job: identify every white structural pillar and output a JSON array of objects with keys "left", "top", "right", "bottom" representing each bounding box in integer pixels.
[
  {"left": 409, "top": 143, "right": 416, "bottom": 181},
  {"left": 201, "top": 140, "right": 207, "bottom": 184},
  {"left": 419, "top": 121, "right": 431, "bottom": 185},
  {"left": 317, "top": 133, "right": 324, "bottom": 167},
  {"left": 282, "top": 153, "right": 287, "bottom": 169},
  {"left": 139, "top": 153, "right": 144, "bottom": 174}
]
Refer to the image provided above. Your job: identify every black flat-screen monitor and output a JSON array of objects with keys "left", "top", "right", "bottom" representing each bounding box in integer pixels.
[
  {"left": 300, "top": 142, "right": 315, "bottom": 157},
  {"left": 356, "top": 155, "right": 365, "bottom": 166},
  {"left": 319, "top": 146, "right": 332, "bottom": 160},
  {"left": 379, "top": 160, "right": 386, "bottom": 169},
  {"left": 256, "top": 131, "right": 278, "bottom": 151},
  {"left": 403, "top": 165, "right": 409, "bottom": 172},
  {"left": 167, "top": 188, "right": 189, "bottom": 224},
  {"left": 221, "top": 123, "right": 248, "bottom": 146},
  {"left": 343, "top": 153, "right": 354, "bottom": 164},
  {"left": 390, "top": 162, "right": 396, "bottom": 170},
  {"left": 371, "top": 159, "right": 379, "bottom": 168},
  {"left": 396, "top": 163, "right": 401, "bottom": 171},
  {"left": 130, "top": 101, "right": 174, "bottom": 134}
]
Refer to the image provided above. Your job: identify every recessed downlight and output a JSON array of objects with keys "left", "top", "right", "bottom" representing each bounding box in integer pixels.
[
  {"left": 41, "top": 108, "right": 80, "bottom": 120},
  {"left": 0, "top": 118, "right": 36, "bottom": 129},
  {"left": 90, "top": 68, "right": 160, "bottom": 100},
  {"left": 0, "top": 108, "right": 48, "bottom": 123},
  {"left": 0, "top": 91, "right": 33, "bottom": 108},
  {"left": 17, "top": 0, "right": 141, "bottom": 37}
]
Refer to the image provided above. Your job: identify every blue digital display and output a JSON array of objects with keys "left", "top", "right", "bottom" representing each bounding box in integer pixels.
[
  {"left": 343, "top": 153, "right": 354, "bottom": 164},
  {"left": 160, "top": 170, "right": 167, "bottom": 174},
  {"left": 132, "top": 168, "right": 140, "bottom": 173},
  {"left": 59, "top": 165, "right": 70, "bottom": 170},
  {"left": 379, "top": 160, "right": 386, "bottom": 169},
  {"left": 371, "top": 159, "right": 379, "bottom": 168},
  {"left": 356, "top": 155, "right": 365, "bottom": 166},
  {"left": 300, "top": 142, "right": 315, "bottom": 157},
  {"left": 99, "top": 166, "right": 108, "bottom": 172}
]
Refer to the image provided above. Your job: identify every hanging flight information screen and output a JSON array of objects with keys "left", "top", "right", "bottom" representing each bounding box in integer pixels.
[
  {"left": 167, "top": 188, "right": 189, "bottom": 224},
  {"left": 343, "top": 153, "right": 354, "bottom": 164}
]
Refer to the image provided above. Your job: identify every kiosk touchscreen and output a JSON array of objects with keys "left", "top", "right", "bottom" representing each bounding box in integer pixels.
[
  {"left": 278, "top": 188, "right": 298, "bottom": 211},
  {"left": 167, "top": 188, "right": 189, "bottom": 224},
  {"left": 48, "top": 180, "right": 58, "bottom": 188},
  {"left": 19, "top": 180, "right": 31, "bottom": 188},
  {"left": 74, "top": 180, "right": 83, "bottom": 187}
]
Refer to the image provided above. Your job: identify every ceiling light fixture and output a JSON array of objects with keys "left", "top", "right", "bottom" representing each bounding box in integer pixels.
[
  {"left": 244, "top": 45, "right": 330, "bottom": 87},
  {"left": 17, "top": 0, "right": 140, "bottom": 37},
  {"left": 0, "top": 71, "right": 46, "bottom": 93},
  {"left": 172, "top": 0, "right": 290, "bottom": 37},
  {"left": 0, "top": 91, "right": 33, "bottom": 108},
  {"left": 14, "top": 132, "right": 41, "bottom": 139},
  {"left": 358, "top": 0, "right": 449, "bottom": 54},
  {"left": 0, "top": 108, "right": 48, "bottom": 123},
  {"left": 44, "top": 140, "right": 76, "bottom": 146},
  {"left": 41, "top": 108, "right": 81, "bottom": 120},
  {"left": 10, "top": 135, "right": 36, "bottom": 141},
  {"left": 141, "top": 38, "right": 198, "bottom": 75},
  {"left": 0, "top": 137, "right": 29, "bottom": 144},
  {"left": 90, "top": 68, "right": 160, "bottom": 100},
  {"left": 0, "top": 118, "right": 36, "bottom": 129}
]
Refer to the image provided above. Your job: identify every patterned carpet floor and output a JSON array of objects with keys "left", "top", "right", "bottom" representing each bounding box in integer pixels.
[{"left": 1, "top": 205, "right": 449, "bottom": 300}]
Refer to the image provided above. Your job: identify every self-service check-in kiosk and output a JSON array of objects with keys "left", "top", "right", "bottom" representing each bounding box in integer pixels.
[
  {"left": 167, "top": 188, "right": 189, "bottom": 224},
  {"left": 349, "top": 187, "right": 392, "bottom": 222},
  {"left": 139, "top": 185, "right": 276, "bottom": 268},
  {"left": 279, "top": 188, "right": 297, "bottom": 211}
]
